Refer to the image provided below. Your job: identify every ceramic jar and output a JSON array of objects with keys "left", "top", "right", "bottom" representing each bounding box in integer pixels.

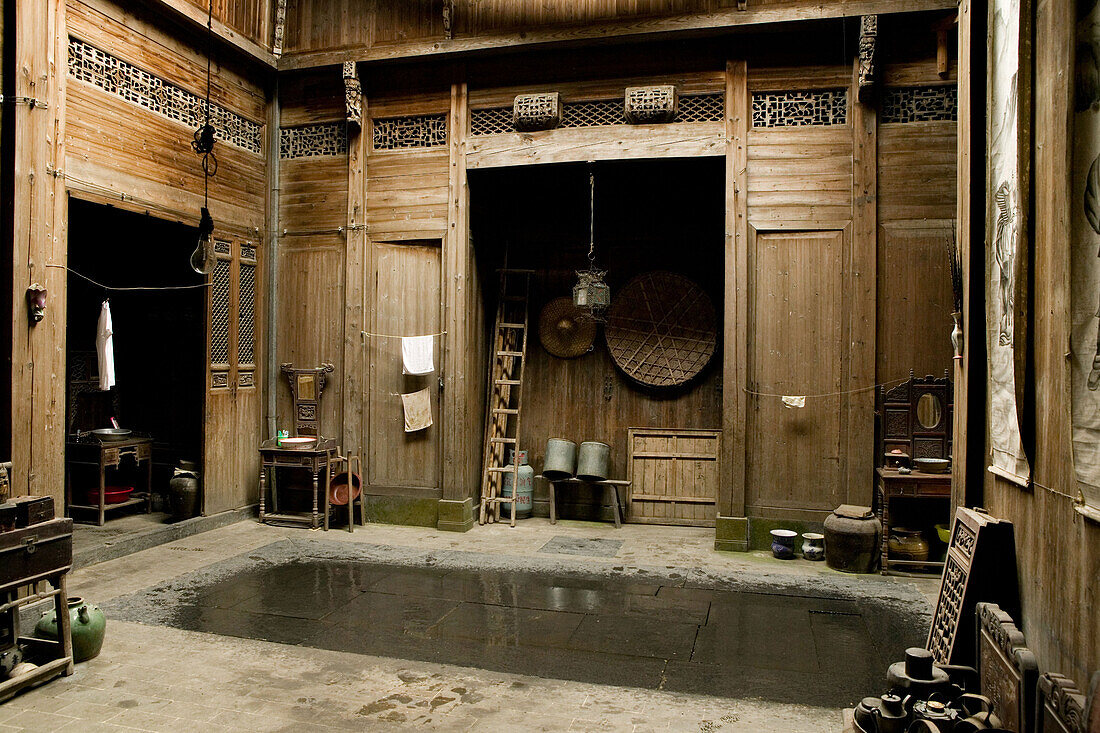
[
  {"left": 35, "top": 597, "right": 106, "bottom": 662},
  {"left": 888, "top": 527, "right": 931, "bottom": 562},
  {"left": 823, "top": 506, "right": 882, "bottom": 573},
  {"left": 770, "top": 529, "right": 797, "bottom": 559},
  {"left": 169, "top": 460, "right": 200, "bottom": 521},
  {"left": 801, "top": 532, "right": 825, "bottom": 561}
]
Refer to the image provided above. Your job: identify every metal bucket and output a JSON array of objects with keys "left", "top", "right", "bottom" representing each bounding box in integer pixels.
[
  {"left": 576, "top": 441, "right": 610, "bottom": 481},
  {"left": 543, "top": 438, "right": 576, "bottom": 479}
]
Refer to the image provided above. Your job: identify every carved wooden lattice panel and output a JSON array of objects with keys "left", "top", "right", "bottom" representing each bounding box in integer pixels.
[
  {"left": 751, "top": 89, "right": 848, "bottom": 127},
  {"left": 210, "top": 256, "right": 232, "bottom": 368},
  {"left": 372, "top": 114, "right": 447, "bottom": 150},
  {"left": 677, "top": 93, "right": 724, "bottom": 123},
  {"left": 881, "top": 85, "right": 958, "bottom": 123},
  {"left": 470, "top": 107, "right": 514, "bottom": 136},
  {"left": 280, "top": 123, "right": 347, "bottom": 159},
  {"left": 67, "top": 37, "right": 262, "bottom": 154},
  {"left": 471, "top": 92, "right": 723, "bottom": 136},
  {"left": 561, "top": 99, "right": 626, "bottom": 128},
  {"left": 238, "top": 260, "right": 256, "bottom": 367}
]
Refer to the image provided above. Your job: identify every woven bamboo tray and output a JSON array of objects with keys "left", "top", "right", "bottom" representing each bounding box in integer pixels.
[{"left": 604, "top": 271, "right": 716, "bottom": 387}]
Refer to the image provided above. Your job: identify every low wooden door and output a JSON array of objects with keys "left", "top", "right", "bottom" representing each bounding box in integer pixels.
[
  {"left": 204, "top": 236, "right": 262, "bottom": 514},
  {"left": 746, "top": 230, "right": 845, "bottom": 520},
  {"left": 366, "top": 240, "right": 442, "bottom": 492},
  {"left": 627, "top": 428, "right": 720, "bottom": 526}
]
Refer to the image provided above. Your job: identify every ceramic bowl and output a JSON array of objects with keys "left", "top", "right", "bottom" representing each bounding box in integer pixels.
[{"left": 914, "top": 457, "right": 950, "bottom": 474}]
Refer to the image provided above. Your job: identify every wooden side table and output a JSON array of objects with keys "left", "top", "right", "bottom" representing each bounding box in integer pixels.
[
  {"left": 874, "top": 466, "right": 951, "bottom": 576},
  {"left": 258, "top": 438, "right": 337, "bottom": 531},
  {"left": 539, "top": 476, "right": 630, "bottom": 528},
  {"left": 66, "top": 436, "right": 154, "bottom": 526}
]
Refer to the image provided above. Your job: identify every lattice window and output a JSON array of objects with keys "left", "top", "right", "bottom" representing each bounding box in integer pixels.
[
  {"left": 280, "top": 123, "right": 347, "bottom": 159},
  {"left": 67, "top": 37, "right": 263, "bottom": 155},
  {"left": 928, "top": 553, "right": 966, "bottom": 661},
  {"left": 238, "top": 261, "right": 256, "bottom": 367},
  {"left": 751, "top": 89, "right": 848, "bottom": 128},
  {"left": 561, "top": 99, "right": 625, "bottom": 128},
  {"left": 470, "top": 107, "right": 513, "bottom": 136},
  {"left": 881, "top": 85, "right": 958, "bottom": 123},
  {"left": 676, "top": 93, "right": 724, "bottom": 123},
  {"left": 210, "top": 257, "right": 232, "bottom": 368},
  {"left": 372, "top": 114, "right": 447, "bottom": 150}
]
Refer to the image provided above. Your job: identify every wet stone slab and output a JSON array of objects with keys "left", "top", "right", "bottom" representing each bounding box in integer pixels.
[
  {"left": 538, "top": 536, "right": 624, "bottom": 557},
  {"left": 101, "top": 539, "right": 928, "bottom": 709}
]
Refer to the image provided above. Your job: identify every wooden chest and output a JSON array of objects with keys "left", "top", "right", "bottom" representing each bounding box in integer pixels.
[
  {"left": 8, "top": 495, "right": 54, "bottom": 528},
  {"left": 0, "top": 518, "right": 74, "bottom": 590}
]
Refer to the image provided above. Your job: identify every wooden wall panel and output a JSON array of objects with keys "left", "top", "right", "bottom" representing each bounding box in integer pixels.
[
  {"left": 365, "top": 151, "right": 449, "bottom": 242},
  {"left": 746, "top": 230, "right": 845, "bottom": 519},
  {"left": 367, "top": 241, "right": 442, "bottom": 491},
  {"left": 176, "top": 0, "right": 272, "bottom": 49},
  {"left": 876, "top": 222, "right": 955, "bottom": 384},
  {"left": 878, "top": 121, "right": 957, "bottom": 221},
  {"left": 747, "top": 127, "right": 853, "bottom": 225}
]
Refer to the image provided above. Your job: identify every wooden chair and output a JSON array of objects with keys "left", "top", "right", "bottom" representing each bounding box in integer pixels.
[{"left": 280, "top": 363, "right": 334, "bottom": 437}]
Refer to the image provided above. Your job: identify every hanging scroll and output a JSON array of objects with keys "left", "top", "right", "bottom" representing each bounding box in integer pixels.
[
  {"left": 985, "top": 0, "right": 1031, "bottom": 486},
  {"left": 1071, "top": 0, "right": 1100, "bottom": 511}
]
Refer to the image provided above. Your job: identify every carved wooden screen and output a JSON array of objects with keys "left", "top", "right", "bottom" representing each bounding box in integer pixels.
[{"left": 208, "top": 236, "right": 260, "bottom": 392}]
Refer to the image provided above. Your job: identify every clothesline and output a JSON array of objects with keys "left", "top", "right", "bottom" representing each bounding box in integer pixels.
[
  {"left": 361, "top": 329, "right": 447, "bottom": 339},
  {"left": 46, "top": 264, "right": 210, "bottom": 291},
  {"left": 743, "top": 376, "right": 909, "bottom": 400}
]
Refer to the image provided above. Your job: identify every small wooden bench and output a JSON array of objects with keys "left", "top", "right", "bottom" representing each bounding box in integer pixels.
[{"left": 537, "top": 475, "right": 630, "bottom": 528}]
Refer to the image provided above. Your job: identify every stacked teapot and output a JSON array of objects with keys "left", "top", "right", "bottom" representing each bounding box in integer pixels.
[{"left": 851, "top": 648, "right": 1008, "bottom": 732}]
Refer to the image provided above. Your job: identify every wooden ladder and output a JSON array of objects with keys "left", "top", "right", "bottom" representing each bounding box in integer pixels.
[{"left": 479, "top": 269, "right": 533, "bottom": 527}]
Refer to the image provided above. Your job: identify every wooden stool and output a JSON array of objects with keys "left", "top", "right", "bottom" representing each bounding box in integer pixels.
[{"left": 539, "top": 476, "right": 630, "bottom": 528}]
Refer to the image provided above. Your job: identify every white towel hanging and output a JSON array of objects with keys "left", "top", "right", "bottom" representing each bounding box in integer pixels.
[
  {"left": 402, "top": 335, "right": 435, "bottom": 375},
  {"left": 96, "top": 300, "right": 116, "bottom": 391}
]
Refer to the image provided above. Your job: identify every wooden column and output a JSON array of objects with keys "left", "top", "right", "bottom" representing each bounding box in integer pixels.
[
  {"left": 716, "top": 59, "right": 750, "bottom": 551},
  {"left": 342, "top": 75, "right": 367, "bottom": 460},
  {"left": 10, "top": 0, "right": 66, "bottom": 503},
  {"left": 439, "top": 76, "right": 474, "bottom": 530},
  {"left": 846, "top": 55, "right": 878, "bottom": 506}
]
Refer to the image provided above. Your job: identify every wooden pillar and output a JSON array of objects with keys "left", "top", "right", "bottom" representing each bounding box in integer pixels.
[
  {"left": 342, "top": 70, "right": 367, "bottom": 460},
  {"left": 716, "top": 59, "right": 749, "bottom": 551},
  {"left": 846, "top": 54, "right": 878, "bottom": 507},
  {"left": 9, "top": 0, "right": 66, "bottom": 503},
  {"left": 439, "top": 75, "right": 473, "bottom": 531}
]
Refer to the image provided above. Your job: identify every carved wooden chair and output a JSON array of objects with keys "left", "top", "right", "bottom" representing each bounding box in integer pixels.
[{"left": 280, "top": 363, "right": 334, "bottom": 437}]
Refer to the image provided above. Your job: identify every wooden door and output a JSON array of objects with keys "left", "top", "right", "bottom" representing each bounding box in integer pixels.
[
  {"left": 627, "top": 428, "right": 720, "bottom": 526},
  {"left": 204, "top": 236, "right": 262, "bottom": 514},
  {"left": 746, "top": 230, "right": 845, "bottom": 518},
  {"left": 367, "top": 240, "right": 442, "bottom": 491}
]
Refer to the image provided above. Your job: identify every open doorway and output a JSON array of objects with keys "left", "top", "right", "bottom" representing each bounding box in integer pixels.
[
  {"left": 470, "top": 157, "right": 725, "bottom": 525},
  {"left": 65, "top": 199, "right": 205, "bottom": 527}
]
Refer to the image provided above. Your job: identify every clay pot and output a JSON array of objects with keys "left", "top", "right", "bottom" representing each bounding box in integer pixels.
[
  {"left": 770, "top": 529, "right": 797, "bottom": 559},
  {"left": 35, "top": 597, "right": 106, "bottom": 662},
  {"left": 888, "top": 527, "right": 931, "bottom": 562},
  {"left": 328, "top": 471, "right": 361, "bottom": 506},
  {"left": 169, "top": 460, "right": 200, "bottom": 521},
  {"left": 823, "top": 507, "right": 882, "bottom": 573}
]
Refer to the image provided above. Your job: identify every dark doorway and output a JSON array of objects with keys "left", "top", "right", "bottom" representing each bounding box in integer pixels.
[{"left": 65, "top": 199, "right": 205, "bottom": 519}]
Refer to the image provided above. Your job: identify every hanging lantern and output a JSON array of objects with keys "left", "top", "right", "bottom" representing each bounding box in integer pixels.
[{"left": 573, "top": 168, "right": 610, "bottom": 322}]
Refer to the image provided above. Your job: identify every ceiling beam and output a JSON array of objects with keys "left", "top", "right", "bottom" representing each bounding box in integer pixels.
[
  {"left": 149, "top": 0, "right": 277, "bottom": 69},
  {"left": 277, "top": 0, "right": 957, "bottom": 71}
]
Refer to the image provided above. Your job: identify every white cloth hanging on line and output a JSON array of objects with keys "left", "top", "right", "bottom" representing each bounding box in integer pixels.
[
  {"left": 401, "top": 335, "right": 435, "bottom": 375},
  {"left": 401, "top": 388, "right": 433, "bottom": 432},
  {"left": 781, "top": 395, "right": 805, "bottom": 409},
  {"left": 96, "top": 300, "right": 116, "bottom": 391}
]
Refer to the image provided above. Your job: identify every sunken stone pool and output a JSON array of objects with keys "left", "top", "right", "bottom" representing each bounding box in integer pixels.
[{"left": 101, "top": 539, "right": 929, "bottom": 708}]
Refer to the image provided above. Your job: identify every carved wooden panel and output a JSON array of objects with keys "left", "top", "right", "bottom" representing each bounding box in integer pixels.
[
  {"left": 372, "top": 114, "right": 447, "bottom": 150},
  {"left": 881, "top": 85, "right": 958, "bottom": 123},
  {"left": 977, "top": 602, "right": 1038, "bottom": 732},
  {"left": 513, "top": 92, "right": 561, "bottom": 131},
  {"left": 624, "top": 85, "right": 678, "bottom": 124},
  {"left": 751, "top": 89, "right": 847, "bottom": 128},
  {"left": 280, "top": 123, "right": 348, "bottom": 159}
]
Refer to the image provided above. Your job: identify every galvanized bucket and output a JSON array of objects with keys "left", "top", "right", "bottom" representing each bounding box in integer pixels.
[
  {"left": 543, "top": 438, "right": 576, "bottom": 479},
  {"left": 576, "top": 441, "right": 610, "bottom": 481}
]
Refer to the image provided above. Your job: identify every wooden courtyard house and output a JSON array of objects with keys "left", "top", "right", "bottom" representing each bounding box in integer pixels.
[{"left": 2, "top": 0, "right": 1099, "bottom": 720}]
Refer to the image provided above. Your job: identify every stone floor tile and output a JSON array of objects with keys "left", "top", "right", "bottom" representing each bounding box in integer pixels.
[{"left": 1, "top": 709, "right": 78, "bottom": 731}]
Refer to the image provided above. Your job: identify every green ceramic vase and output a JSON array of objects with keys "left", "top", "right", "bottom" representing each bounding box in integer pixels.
[{"left": 35, "top": 597, "right": 106, "bottom": 662}]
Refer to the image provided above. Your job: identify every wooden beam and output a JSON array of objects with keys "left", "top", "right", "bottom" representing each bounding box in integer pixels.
[
  {"left": 723, "top": 60, "right": 749, "bottom": 520},
  {"left": 442, "top": 76, "right": 471, "bottom": 503},
  {"left": 10, "top": 0, "right": 67, "bottom": 503},
  {"left": 466, "top": 124, "right": 724, "bottom": 169},
  {"left": 146, "top": 0, "right": 277, "bottom": 68},
  {"left": 342, "top": 70, "right": 367, "bottom": 460},
  {"left": 278, "top": 0, "right": 957, "bottom": 71},
  {"left": 846, "top": 55, "right": 878, "bottom": 507}
]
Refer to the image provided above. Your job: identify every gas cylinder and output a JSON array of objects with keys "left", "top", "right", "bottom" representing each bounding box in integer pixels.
[{"left": 500, "top": 449, "right": 534, "bottom": 519}]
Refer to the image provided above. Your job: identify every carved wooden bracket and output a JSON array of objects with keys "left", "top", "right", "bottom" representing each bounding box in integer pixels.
[
  {"left": 343, "top": 61, "right": 362, "bottom": 130},
  {"left": 513, "top": 93, "right": 562, "bottom": 131},
  {"left": 443, "top": 0, "right": 454, "bottom": 40},
  {"left": 624, "top": 85, "right": 678, "bottom": 124},
  {"left": 857, "top": 14, "right": 878, "bottom": 103},
  {"left": 273, "top": 0, "right": 288, "bottom": 56}
]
